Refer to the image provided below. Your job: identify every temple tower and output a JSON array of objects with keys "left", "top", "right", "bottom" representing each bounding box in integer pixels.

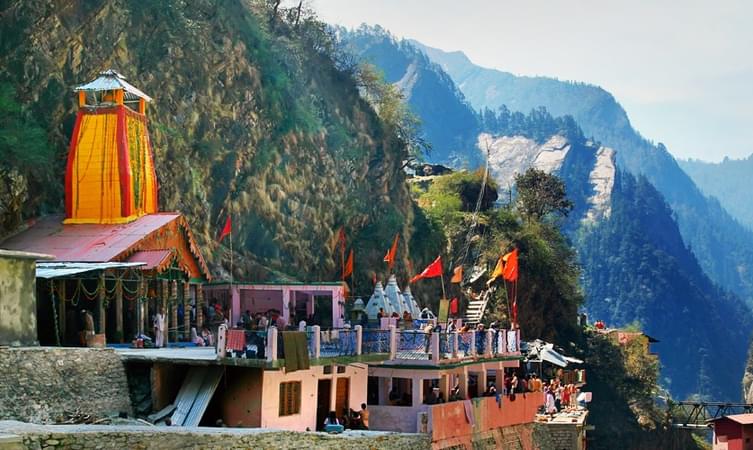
[{"left": 64, "top": 70, "right": 158, "bottom": 224}]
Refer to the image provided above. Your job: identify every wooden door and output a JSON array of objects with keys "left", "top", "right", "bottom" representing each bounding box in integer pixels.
[{"left": 335, "top": 377, "right": 350, "bottom": 419}]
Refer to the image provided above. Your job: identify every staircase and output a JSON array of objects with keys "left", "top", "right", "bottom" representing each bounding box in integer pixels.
[{"left": 463, "top": 289, "right": 490, "bottom": 326}]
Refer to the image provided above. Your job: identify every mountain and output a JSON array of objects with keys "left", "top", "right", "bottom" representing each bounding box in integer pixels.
[
  {"left": 341, "top": 26, "right": 752, "bottom": 401},
  {"left": 679, "top": 155, "right": 753, "bottom": 231},
  {"left": 338, "top": 25, "right": 481, "bottom": 166},
  {"left": 416, "top": 41, "right": 753, "bottom": 308},
  {"left": 0, "top": 0, "right": 439, "bottom": 288},
  {"left": 479, "top": 110, "right": 750, "bottom": 400}
]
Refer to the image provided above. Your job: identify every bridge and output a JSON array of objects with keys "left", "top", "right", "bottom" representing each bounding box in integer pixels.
[{"left": 667, "top": 401, "right": 753, "bottom": 429}]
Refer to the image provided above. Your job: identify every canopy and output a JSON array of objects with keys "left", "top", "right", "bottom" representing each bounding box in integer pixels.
[
  {"left": 36, "top": 262, "right": 144, "bottom": 279},
  {"left": 525, "top": 339, "right": 576, "bottom": 368},
  {"left": 74, "top": 69, "right": 153, "bottom": 102}
]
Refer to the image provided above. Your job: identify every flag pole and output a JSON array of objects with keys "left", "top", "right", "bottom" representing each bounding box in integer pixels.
[
  {"left": 440, "top": 271, "right": 447, "bottom": 300},
  {"left": 230, "top": 207, "right": 234, "bottom": 323}
]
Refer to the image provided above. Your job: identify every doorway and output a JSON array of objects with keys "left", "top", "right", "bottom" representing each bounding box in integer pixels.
[
  {"left": 335, "top": 377, "right": 350, "bottom": 419},
  {"left": 316, "top": 379, "right": 331, "bottom": 431}
]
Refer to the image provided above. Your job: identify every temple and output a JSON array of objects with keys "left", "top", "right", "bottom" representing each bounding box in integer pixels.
[{"left": 1, "top": 71, "right": 209, "bottom": 346}]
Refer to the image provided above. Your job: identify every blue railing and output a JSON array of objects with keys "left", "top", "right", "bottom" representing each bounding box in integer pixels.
[
  {"left": 319, "top": 329, "right": 357, "bottom": 357},
  {"left": 458, "top": 332, "right": 473, "bottom": 357},
  {"left": 397, "top": 330, "right": 431, "bottom": 360},
  {"left": 363, "top": 329, "right": 391, "bottom": 354}
]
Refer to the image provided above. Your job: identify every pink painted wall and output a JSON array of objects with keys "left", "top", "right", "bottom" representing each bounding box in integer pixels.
[
  {"left": 259, "top": 364, "right": 368, "bottom": 431},
  {"left": 220, "top": 367, "right": 263, "bottom": 427},
  {"left": 240, "top": 290, "right": 283, "bottom": 315},
  {"left": 714, "top": 419, "right": 744, "bottom": 450}
]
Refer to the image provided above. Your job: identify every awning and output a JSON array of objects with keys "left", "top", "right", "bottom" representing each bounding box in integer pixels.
[
  {"left": 540, "top": 347, "right": 568, "bottom": 368},
  {"left": 564, "top": 356, "right": 584, "bottom": 365},
  {"left": 36, "top": 262, "right": 145, "bottom": 279}
]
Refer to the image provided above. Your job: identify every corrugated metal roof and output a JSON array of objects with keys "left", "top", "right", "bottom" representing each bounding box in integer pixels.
[
  {"left": 711, "top": 414, "right": 753, "bottom": 425},
  {"left": 171, "top": 366, "right": 224, "bottom": 427},
  {"left": 1, "top": 214, "right": 180, "bottom": 262},
  {"left": 36, "top": 262, "right": 145, "bottom": 279},
  {"left": 126, "top": 249, "right": 173, "bottom": 271},
  {"left": 74, "top": 69, "right": 152, "bottom": 102}
]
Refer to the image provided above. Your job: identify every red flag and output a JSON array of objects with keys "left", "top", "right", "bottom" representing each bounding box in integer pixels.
[
  {"left": 449, "top": 297, "right": 459, "bottom": 315},
  {"left": 409, "top": 255, "right": 443, "bottom": 283},
  {"left": 218, "top": 215, "right": 232, "bottom": 243},
  {"left": 342, "top": 249, "right": 354, "bottom": 279},
  {"left": 502, "top": 249, "right": 519, "bottom": 282},
  {"left": 383, "top": 233, "right": 399, "bottom": 270}
]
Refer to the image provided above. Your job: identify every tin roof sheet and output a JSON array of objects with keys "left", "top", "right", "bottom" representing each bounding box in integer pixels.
[
  {"left": 36, "top": 261, "right": 145, "bottom": 279},
  {"left": 74, "top": 69, "right": 152, "bottom": 102}
]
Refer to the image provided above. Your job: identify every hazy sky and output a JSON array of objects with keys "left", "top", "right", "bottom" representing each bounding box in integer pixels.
[{"left": 312, "top": 0, "right": 753, "bottom": 162}]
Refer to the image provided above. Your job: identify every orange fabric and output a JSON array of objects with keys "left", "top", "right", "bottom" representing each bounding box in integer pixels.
[
  {"left": 383, "top": 233, "right": 399, "bottom": 270},
  {"left": 342, "top": 249, "right": 354, "bottom": 279},
  {"left": 487, "top": 255, "right": 505, "bottom": 285},
  {"left": 502, "top": 249, "right": 519, "bottom": 282},
  {"left": 451, "top": 265, "right": 463, "bottom": 283},
  {"left": 65, "top": 106, "right": 159, "bottom": 224}
]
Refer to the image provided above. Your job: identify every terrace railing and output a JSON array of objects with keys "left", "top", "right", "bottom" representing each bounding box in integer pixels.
[{"left": 221, "top": 325, "right": 521, "bottom": 366}]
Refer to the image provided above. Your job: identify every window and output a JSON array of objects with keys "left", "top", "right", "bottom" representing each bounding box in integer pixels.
[{"left": 279, "top": 381, "right": 301, "bottom": 416}]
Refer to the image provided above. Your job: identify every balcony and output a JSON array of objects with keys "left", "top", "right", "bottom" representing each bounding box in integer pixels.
[{"left": 219, "top": 326, "right": 520, "bottom": 368}]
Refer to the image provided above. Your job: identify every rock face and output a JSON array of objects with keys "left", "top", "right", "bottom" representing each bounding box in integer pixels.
[
  {"left": 478, "top": 132, "right": 615, "bottom": 223},
  {"left": 0, "top": 0, "right": 423, "bottom": 284},
  {"left": 584, "top": 147, "right": 616, "bottom": 222},
  {"left": 0, "top": 347, "right": 132, "bottom": 423}
]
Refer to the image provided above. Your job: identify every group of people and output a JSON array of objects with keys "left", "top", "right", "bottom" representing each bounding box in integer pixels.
[
  {"left": 239, "top": 309, "right": 287, "bottom": 331},
  {"left": 322, "top": 403, "right": 369, "bottom": 431},
  {"left": 543, "top": 378, "right": 580, "bottom": 417}
]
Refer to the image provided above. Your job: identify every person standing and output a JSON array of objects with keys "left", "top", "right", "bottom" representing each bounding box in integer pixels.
[
  {"left": 154, "top": 307, "right": 166, "bottom": 348},
  {"left": 359, "top": 403, "right": 369, "bottom": 429}
]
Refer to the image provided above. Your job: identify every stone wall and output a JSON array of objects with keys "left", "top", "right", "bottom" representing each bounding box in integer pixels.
[
  {"left": 0, "top": 348, "right": 132, "bottom": 423},
  {"left": 0, "top": 250, "right": 45, "bottom": 346},
  {"left": 0, "top": 421, "right": 430, "bottom": 450},
  {"left": 543, "top": 423, "right": 584, "bottom": 450}
]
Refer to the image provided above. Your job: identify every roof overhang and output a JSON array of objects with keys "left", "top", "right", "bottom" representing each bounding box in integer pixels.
[{"left": 36, "top": 262, "right": 145, "bottom": 279}]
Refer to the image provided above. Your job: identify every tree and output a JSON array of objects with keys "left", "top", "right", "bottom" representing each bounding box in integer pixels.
[{"left": 514, "top": 168, "right": 573, "bottom": 221}]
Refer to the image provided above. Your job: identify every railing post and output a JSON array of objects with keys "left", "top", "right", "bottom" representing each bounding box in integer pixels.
[
  {"left": 217, "top": 324, "right": 227, "bottom": 358},
  {"left": 501, "top": 329, "right": 508, "bottom": 355},
  {"left": 453, "top": 331, "right": 459, "bottom": 358},
  {"left": 431, "top": 332, "right": 440, "bottom": 364},
  {"left": 355, "top": 325, "right": 363, "bottom": 356},
  {"left": 312, "top": 325, "right": 321, "bottom": 359},
  {"left": 470, "top": 330, "right": 476, "bottom": 357},
  {"left": 267, "top": 326, "right": 278, "bottom": 362},
  {"left": 485, "top": 330, "right": 493, "bottom": 357},
  {"left": 389, "top": 325, "right": 397, "bottom": 360}
]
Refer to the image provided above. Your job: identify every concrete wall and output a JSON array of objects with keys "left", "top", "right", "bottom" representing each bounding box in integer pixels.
[
  {"left": 0, "top": 251, "right": 40, "bottom": 346},
  {"left": 369, "top": 405, "right": 430, "bottom": 433},
  {"left": 429, "top": 392, "right": 544, "bottom": 448},
  {"left": 260, "top": 364, "right": 368, "bottom": 431},
  {"left": 0, "top": 347, "right": 132, "bottom": 423},
  {"left": 220, "top": 367, "right": 263, "bottom": 427},
  {"left": 0, "top": 421, "right": 431, "bottom": 450},
  {"left": 545, "top": 423, "right": 586, "bottom": 450}
]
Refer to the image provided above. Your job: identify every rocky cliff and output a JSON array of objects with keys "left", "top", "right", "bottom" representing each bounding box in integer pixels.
[{"left": 0, "top": 0, "right": 430, "bottom": 286}]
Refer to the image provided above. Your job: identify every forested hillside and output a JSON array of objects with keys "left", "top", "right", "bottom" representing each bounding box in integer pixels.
[
  {"left": 679, "top": 155, "right": 753, "bottom": 231},
  {"left": 0, "top": 0, "right": 440, "bottom": 290},
  {"left": 417, "top": 41, "right": 753, "bottom": 308},
  {"left": 338, "top": 25, "right": 481, "bottom": 166}
]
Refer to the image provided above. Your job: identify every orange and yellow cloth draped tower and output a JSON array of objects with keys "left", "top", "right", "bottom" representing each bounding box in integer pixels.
[{"left": 64, "top": 82, "right": 158, "bottom": 224}]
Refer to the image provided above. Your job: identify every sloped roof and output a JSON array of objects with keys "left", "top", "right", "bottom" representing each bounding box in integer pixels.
[
  {"left": 126, "top": 250, "right": 174, "bottom": 272},
  {"left": 710, "top": 414, "right": 753, "bottom": 425},
  {"left": 74, "top": 69, "right": 152, "bottom": 102},
  {"left": 1, "top": 213, "right": 210, "bottom": 280}
]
